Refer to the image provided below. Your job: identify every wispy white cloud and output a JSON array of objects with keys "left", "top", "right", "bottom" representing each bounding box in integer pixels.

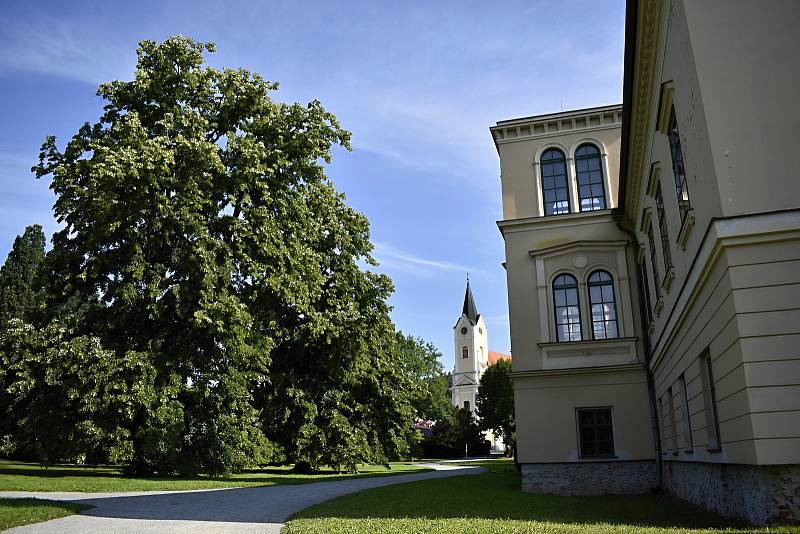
[
  {"left": 372, "top": 242, "right": 483, "bottom": 279},
  {"left": 0, "top": 18, "right": 134, "bottom": 84}
]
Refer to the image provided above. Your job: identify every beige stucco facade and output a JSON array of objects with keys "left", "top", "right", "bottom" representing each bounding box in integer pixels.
[
  {"left": 492, "top": 0, "right": 800, "bottom": 524},
  {"left": 493, "top": 107, "right": 657, "bottom": 489}
]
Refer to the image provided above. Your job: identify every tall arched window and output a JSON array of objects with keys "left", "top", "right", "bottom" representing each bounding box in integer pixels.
[
  {"left": 553, "top": 274, "right": 581, "bottom": 341},
  {"left": 462, "top": 346, "right": 469, "bottom": 358},
  {"left": 575, "top": 144, "right": 607, "bottom": 211},
  {"left": 540, "top": 148, "right": 570, "bottom": 215},
  {"left": 588, "top": 271, "right": 618, "bottom": 339}
]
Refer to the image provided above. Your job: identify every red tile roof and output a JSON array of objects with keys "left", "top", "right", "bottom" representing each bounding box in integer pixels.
[{"left": 488, "top": 351, "right": 511, "bottom": 365}]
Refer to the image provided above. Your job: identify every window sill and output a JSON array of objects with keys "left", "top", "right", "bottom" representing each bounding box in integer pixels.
[
  {"left": 538, "top": 337, "right": 639, "bottom": 370},
  {"left": 578, "top": 455, "right": 618, "bottom": 461},
  {"left": 677, "top": 210, "right": 695, "bottom": 250},
  {"left": 707, "top": 447, "right": 722, "bottom": 454}
]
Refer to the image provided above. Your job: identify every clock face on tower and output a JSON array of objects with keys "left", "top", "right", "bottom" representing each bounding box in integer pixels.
[{"left": 460, "top": 327, "right": 468, "bottom": 335}]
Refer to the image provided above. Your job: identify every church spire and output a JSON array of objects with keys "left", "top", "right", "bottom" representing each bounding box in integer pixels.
[{"left": 462, "top": 277, "right": 480, "bottom": 324}]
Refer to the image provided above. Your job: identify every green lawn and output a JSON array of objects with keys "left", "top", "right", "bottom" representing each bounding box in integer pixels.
[
  {"left": 0, "top": 460, "right": 429, "bottom": 493},
  {"left": 0, "top": 498, "right": 90, "bottom": 531},
  {"left": 284, "top": 459, "right": 791, "bottom": 533}
]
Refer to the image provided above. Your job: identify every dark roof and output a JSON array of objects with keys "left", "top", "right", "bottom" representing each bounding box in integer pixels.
[{"left": 462, "top": 280, "right": 480, "bottom": 324}]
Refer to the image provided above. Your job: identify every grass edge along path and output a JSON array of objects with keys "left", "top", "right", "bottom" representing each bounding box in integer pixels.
[
  {"left": 0, "top": 459, "right": 430, "bottom": 493},
  {"left": 0, "top": 498, "right": 91, "bottom": 531},
  {"left": 284, "top": 459, "right": 794, "bottom": 534}
]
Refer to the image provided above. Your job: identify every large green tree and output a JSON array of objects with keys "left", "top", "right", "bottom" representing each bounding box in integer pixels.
[
  {"left": 0, "top": 225, "right": 46, "bottom": 330},
  {"left": 394, "top": 332, "right": 451, "bottom": 422},
  {"left": 27, "top": 36, "right": 413, "bottom": 474},
  {"left": 476, "top": 359, "right": 515, "bottom": 450}
]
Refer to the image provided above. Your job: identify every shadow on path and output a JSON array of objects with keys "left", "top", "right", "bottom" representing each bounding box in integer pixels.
[{"left": 1, "top": 464, "right": 485, "bottom": 533}]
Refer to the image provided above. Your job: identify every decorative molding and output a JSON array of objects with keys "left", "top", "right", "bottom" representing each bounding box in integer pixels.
[
  {"left": 677, "top": 210, "right": 695, "bottom": 250},
  {"left": 646, "top": 162, "right": 660, "bottom": 197},
  {"left": 497, "top": 209, "right": 614, "bottom": 234},
  {"left": 509, "top": 363, "right": 644, "bottom": 379},
  {"left": 537, "top": 337, "right": 639, "bottom": 371},
  {"left": 649, "top": 208, "right": 800, "bottom": 371},
  {"left": 529, "top": 239, "right": 628, "bottom": 259},
  {"left": 656, "top": 81, "right": 674, "bottom": 134},
  {"left": 491, "top": 105, "right": 622, "bottom": 147},
  {"left": 623, "top": 0, "right": 666, "bottom": 225}
]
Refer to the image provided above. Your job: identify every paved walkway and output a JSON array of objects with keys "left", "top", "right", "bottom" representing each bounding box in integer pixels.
[{"left": 2, "top": 463, "right": 484, "bottom": 533}]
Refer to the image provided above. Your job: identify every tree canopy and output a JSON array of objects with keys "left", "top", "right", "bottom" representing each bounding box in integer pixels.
[
  {"left": 393, "top": 332, "right": 452, "bottom": 422},
  {"left": 1, "top": 36, "right": 419, "bottom": 475},
  {"left": 476, "top": 359, "right": 515, "bottom": 447}
]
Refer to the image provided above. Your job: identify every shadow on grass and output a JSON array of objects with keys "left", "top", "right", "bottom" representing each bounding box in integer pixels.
[
  {"left": 0, "top": 460, "right": 428, "bottom": 489},
  {"left": 0, "top": 466, "right": 484, "bottom": 525},
  {"left": 0, "top": 498, "right": 92, "bottom": 531},
  {"left": 291, "top": 460, "right": 762, "bottom": 532}
]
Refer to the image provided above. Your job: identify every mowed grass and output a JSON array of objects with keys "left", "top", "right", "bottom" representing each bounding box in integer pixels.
[
  {"left": 284, "top": 459, "right": 793, "bottom": 533},
  {"left": 0, "top": 459, "right": 429, "bottom": 493},
  {"left": 0, "top": 498, "right": 90, "bottom": 531}
]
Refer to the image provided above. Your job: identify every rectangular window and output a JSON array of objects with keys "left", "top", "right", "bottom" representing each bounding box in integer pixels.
[
  {"left": 647, "top": 224, "right": 661, "bottom": 300},
  {"left": 667, "top": 107, "right": 691, "bottom": 222},
  {"left": 678, "top": 374, "right": 693, "bottom": 452},
  {"left": 666, "top": 387, "right": 678, "bottom": 450},
  {"left": 699, "top": 350, "right": 722, "bottom": 452},
  {"left": 577, "top": 408, "right": 615, "bottom": 458},
  {"left": 655, "top": 183, "right": 673, "bottom": 271}
]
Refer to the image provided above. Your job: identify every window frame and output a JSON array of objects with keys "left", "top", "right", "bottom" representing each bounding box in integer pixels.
[
  {"left": 700, "top": 350, "right": 722, "bottom": 453},
  {"left": 646, "top": 222, "right": 662, "bottom": 301},
  {"left": 540, "top": 148, "right": 571, "bottom": 216},
  {"left": 462, "top": 346, "right": 469, "bottom": 359},
  {"left": 587, "top": 270, "right": 619, "bottom": 340},
  {"left": 667, "top": 107, "right": 691, "bottom": 222},
  {"left": 576, "top": 407, "right": 616, "bottom": 459},
  {"left": 678, "top": 374, "right": 693, "bottom": 453},
  {"left": 654, "top": 182, "right": 673, "bottom": 272},
  {"left": 552, "top": 273, "right": 582, "bottom": 342},
  {"left": 574, "top": 143, "right": 607, "bottom": 212}
]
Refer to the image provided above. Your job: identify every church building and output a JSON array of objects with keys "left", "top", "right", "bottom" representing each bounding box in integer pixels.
[
  {"left": 450, "top": 280, "right": 510, "bottom": 451},
  {"left": 492, "top": 0, "right": 799, "bottom": 525}
]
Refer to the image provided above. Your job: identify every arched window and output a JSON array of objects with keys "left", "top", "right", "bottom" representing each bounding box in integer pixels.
[
  {"left": 575, "top": 144, "right": 606, "bottom": 211},
  {"left": 588, "top": 271, "right": 618, "bottom": 339},
  {"left": 540, "top": 148, "right": 570, "bottom": 215},
  {"left": 553, "top": 274, "right": 582, "bottom": 341},
  {"left": 462, "top": 346, "right": 469, "bottom": 359},
  {"left": 464, "top": 400, "right": 471, "bottom": 412}
]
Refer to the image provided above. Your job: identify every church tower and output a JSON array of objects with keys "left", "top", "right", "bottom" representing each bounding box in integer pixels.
[{"left": 451, "top": 279, "right": 489, "bottom": 416}]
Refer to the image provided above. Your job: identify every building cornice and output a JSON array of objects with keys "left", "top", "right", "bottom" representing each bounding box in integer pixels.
[
  {"left": 497, "top": 210, "right": 615, "bottom": 234},
  {"left": 649, "top": 208, "right": 800, "bottom": 370},
  {"left": 619, "top": 0, "right": 666, "bottom": 225},
  {"left": 490, "top": 105, "right": 622, "bottom": 150}
]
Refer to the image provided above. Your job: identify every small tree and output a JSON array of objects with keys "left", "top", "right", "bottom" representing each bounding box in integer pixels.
[
  {"left": 0, "top": 225, "right": 46, "bottom": 330},
  {"left": 476, "top": 359, "right": 515, "bottom": 454}
]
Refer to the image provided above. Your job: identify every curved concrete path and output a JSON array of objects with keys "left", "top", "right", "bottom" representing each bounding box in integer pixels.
[{"left": 1, "top": 462, "right": 484, "bottom": 533}]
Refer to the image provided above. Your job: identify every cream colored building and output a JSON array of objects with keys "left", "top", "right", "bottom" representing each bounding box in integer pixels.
[{"left": 492, "top": 0, "right": 800, "bottom": 525}]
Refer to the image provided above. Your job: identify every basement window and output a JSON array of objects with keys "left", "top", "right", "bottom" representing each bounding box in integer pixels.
[{"left": 577, "top": 408, "right": 615, "bottom": 458}]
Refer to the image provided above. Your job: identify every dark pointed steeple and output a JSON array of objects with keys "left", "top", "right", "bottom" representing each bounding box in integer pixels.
[{"left": 462, "top": 277, "right": 480, "bottom": 324}]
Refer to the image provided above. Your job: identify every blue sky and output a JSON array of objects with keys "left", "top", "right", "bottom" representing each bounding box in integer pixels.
[{"left": 0, "top": 0, "right": 625, "bottom": 371}]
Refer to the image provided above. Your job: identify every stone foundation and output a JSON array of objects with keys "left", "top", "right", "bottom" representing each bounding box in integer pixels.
[
  {"left": 521, "top": 460, "right": 657, "bottom": 495},
  {"left": 664, "top": 461, "right": 800, "bottom": 526}
]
